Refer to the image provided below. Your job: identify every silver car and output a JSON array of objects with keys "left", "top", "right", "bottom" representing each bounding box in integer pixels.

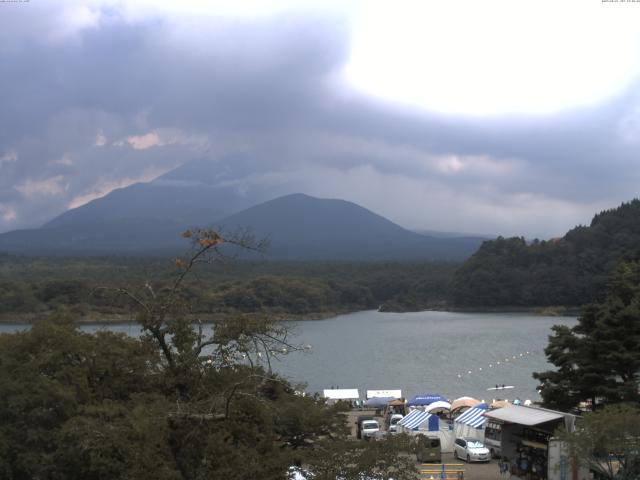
[{"left": 453, "top": 437, "right": 491, "bottom": 462}]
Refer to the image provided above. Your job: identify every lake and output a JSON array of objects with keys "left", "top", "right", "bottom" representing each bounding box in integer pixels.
[
  {"left": 275, "top": 310, "right": 576, "bottom": 403},
  {"left": 0, "top": 310, "right": 576, "bottom": 403}
]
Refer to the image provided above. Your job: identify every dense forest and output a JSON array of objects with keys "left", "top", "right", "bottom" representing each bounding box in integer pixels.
[
  {"left": 451, "top": 199, "right": 640, "bottom": 307},
  {"left": 3, "top": 199, "right": 640, "bottom": 319},
  {"left": 0, "top": 253, "right": 457, "bottom": 321},
  {"left": 0, "top": 231, "right": 417, "bottom": 479}
]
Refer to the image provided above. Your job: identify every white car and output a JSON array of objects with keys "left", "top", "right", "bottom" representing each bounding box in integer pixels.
[
  {"left": 360, "top": 419, "right": 380, "bottom": 439},
  {"left": 453, "top": 438, "right": 491, "bottom": 463}
]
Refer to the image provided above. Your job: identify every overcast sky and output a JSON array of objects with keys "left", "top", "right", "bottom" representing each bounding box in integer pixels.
[{"left": 1, "top": 0, "right": 640, "bottom": 238}]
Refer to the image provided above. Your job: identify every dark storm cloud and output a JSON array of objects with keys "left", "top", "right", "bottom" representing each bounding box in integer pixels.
[{"left": 0, "top": 2, "right": 638, "bottom": 236}]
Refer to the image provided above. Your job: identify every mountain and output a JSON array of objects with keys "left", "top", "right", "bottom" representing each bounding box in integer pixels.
[
  {"left": 0, "top": 190, "right": 485, "bottom": 259},
  {"left": 0, "top": 155, "right": 487, "bottom": 258},
  {"left": 450, "top": 199, "right": 640, "bottom": 307},
  {"left": 215, "top": 193, "right": 483, "bottom": 260},
  {"left": 45, "top": 155, "right": 294, "bottom": 231}
]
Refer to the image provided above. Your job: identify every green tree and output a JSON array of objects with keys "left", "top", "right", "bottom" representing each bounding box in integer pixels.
[
  {"left": 556, "top": 404, "right": 640, "bottom": 480},
  {"left": 534, "top": 261, "right": 640, "bottom": 410},
  {"left": 0, "top": 229, "right": 415, "bottom": 479}
]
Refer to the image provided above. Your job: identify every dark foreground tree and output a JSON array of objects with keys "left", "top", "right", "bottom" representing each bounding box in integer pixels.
[
  {"left": 0, "top": 229, "right": 415, "bottom": 479},
  {"left": 533, "top": 261, "right": 640, "bottom": 411},
  {"left": 556, "top": 404, "right": 640, "bottom": 480}
]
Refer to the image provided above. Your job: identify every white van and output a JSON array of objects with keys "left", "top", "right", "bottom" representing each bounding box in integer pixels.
[{"left": 387, "top": 414, "right": 404, "bottom": 433}]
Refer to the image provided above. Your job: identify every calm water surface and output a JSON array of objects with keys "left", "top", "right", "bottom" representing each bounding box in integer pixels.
[
  {"left": 0, "top": 310, "right": 575, "bottom": 403},
  {"left": 276, "top": 310, "right": 576, "bottom": 403}
]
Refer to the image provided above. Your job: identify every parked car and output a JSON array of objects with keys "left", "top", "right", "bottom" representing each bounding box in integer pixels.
[
  {"left": 356, "top": 416, "right": 380, "bottom": 439},
  {"left": 453, "top": 437, "right": 491, "bottom": 463},
  {"left": 414, "top": 434, "right": 442, "bottom": 463},
  {"left": 386, "top": 413, "right": 404, "bottom": 433}
]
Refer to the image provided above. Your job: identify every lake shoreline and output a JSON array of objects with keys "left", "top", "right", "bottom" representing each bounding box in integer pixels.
[{"left": 0, "top": 304, "right": 581, "bottom": 325}]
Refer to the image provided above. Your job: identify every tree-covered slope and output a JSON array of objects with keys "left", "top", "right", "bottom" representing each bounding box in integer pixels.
[{"left": 450, "top": 199, "right": 640, "bottom": 307}]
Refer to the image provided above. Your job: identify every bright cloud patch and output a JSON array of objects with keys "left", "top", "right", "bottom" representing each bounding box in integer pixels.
[
  {"left": 0, "top": 151, "right": 17, "bottom": 165},
  {"left": 345, "top": 0, "right": 640, "bottom": 115},
  {"left": 15, "top": 175, "right": 68, "bottom": 198},
  {"left": 67, "top": 167, "right": 173, "bottom": 209},
  {"left": 0, "top": 204, "right": 17, "bottom": 222}
]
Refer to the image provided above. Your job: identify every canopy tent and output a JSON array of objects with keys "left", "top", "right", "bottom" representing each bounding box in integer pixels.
[
  {"left": 406, "top": 394, "right": 447, "bottom": 407},
  {"left": 456, "top": 405, "right": 488, "bottom": 428},
  {"left": 397, "top": 409, "right": 439, "bottom": 432},
  {"left": 425, "top": 400, "right": 451, "bottom": 413},
  {"left": 366, "top": 390, "right": 402, "bottom": 399},
  {"left": 489, "top": 399, "right": 510, "bottom": 409},
  {"left": 385, "top": 398, "right": 406, "bottom": 415},
  {"left": 364, "top": 396, "right": 394, "bottom": 408},
  {"left": 322, "top": 389, "right": 360, "bottom": 401},
  {"left": 453, "top": 404, "right": 488, "bottom": 441},
  {"left": 451, "top": 396, "right": 481, "bottom": 412}
]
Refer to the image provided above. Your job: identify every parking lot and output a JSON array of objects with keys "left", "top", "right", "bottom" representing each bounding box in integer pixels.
[{"left": 347, "top": 411, "right": 503, "bottom": 479}]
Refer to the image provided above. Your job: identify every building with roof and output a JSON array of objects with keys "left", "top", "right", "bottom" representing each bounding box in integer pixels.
[{"left": 483, "top": 405, "right": 588, "bottom": 480}]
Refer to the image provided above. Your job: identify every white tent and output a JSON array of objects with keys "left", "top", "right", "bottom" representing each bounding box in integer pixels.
[
  {"left": 397, "top": 410, "right": 456, "bottom": 453},
  {"left": 322, "top": 389, "right": 360, "bottom": 402},
  {"left": 366, "top": 389, "right": 402, "bottom": 399},
  {"left": 425, "top": 400, "right": 451, "bottom": 413}
]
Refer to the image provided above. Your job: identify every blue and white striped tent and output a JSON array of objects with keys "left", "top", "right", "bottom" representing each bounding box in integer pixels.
[
  {"left": 453, "top": 405, "right": 488, "bottom": 441},
  {"left": 397, "top": 409, "right": 439, "bottom": 432},
  {"left": 455, "top": 407, "right": 488, "bottom": 428}
]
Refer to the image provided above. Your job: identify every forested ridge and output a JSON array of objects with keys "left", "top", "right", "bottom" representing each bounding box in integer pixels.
[
  {"left": 3, "top": 199, "right": 640, "bottom": 318},
  {"left": 0, "top": 255, "right": 457, "bottom": 320},
  {"left": 451, "top": 199, "right": 640, "bottom": 307}
]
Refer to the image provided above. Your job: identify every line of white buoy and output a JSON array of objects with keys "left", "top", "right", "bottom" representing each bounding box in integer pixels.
[{"left": 456, "top": 351, "right": 536, "bottom": 379}]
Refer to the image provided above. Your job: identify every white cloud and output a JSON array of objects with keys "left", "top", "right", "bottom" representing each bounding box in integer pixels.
[
  {"left": 345, "top": 0, "right": 640, "bottom": 115},
  {"left": 618, "top": 104, "right": 640, "bottom": 143},
  {"left": 15, "top": 175, "right": 68, "bottom": 198},
  {"left": 95, "top": 131, "right": 107, "bottom": 146},
  {"left": 114, "top": 129, "right": 210, "bottom": 151},
  {"left": 0, "top": 204, "right": 17, "bottom": 222},
  {"left": 0, "top": 151, "right": 17, "bottom": 165},
  {"left": 50, "top": 154, "right": 74, "bottom": 166},
  {"left": 67, "top": 166, "right": 173, "bottom": 209}
]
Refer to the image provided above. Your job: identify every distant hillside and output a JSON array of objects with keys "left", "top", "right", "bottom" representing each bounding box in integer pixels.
[
  {"left": 0, "top": 190, "right": 485, "bottom": 260},
  {"left": 450, "top": 199, "right": 640, "bottom": 307},
  {"left": 217, "top": 193, "right": 484, "bottom": 260}
]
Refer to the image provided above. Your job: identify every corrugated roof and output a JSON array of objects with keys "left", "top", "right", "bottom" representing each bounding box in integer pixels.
[{"left": 484, "top": 405, "right": 564, "bottom": 426}]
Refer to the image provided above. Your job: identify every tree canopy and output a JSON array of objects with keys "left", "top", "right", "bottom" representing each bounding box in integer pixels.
[
  {"left": 0, "top": 230, "right": 416, "bottom": 479},
  {"left": 451, "top": 199, "right": 640, "bottom": 307},
  {"left": 533, "top": 261, "right": 640, "bottom": 411},
  {"left": 556, "top": 404, "right": 640, "bottom": 480}
]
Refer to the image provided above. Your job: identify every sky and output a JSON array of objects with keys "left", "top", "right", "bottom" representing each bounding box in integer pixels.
[{"left": 1, "top": 0, "right": 640, "bottom": 238}]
